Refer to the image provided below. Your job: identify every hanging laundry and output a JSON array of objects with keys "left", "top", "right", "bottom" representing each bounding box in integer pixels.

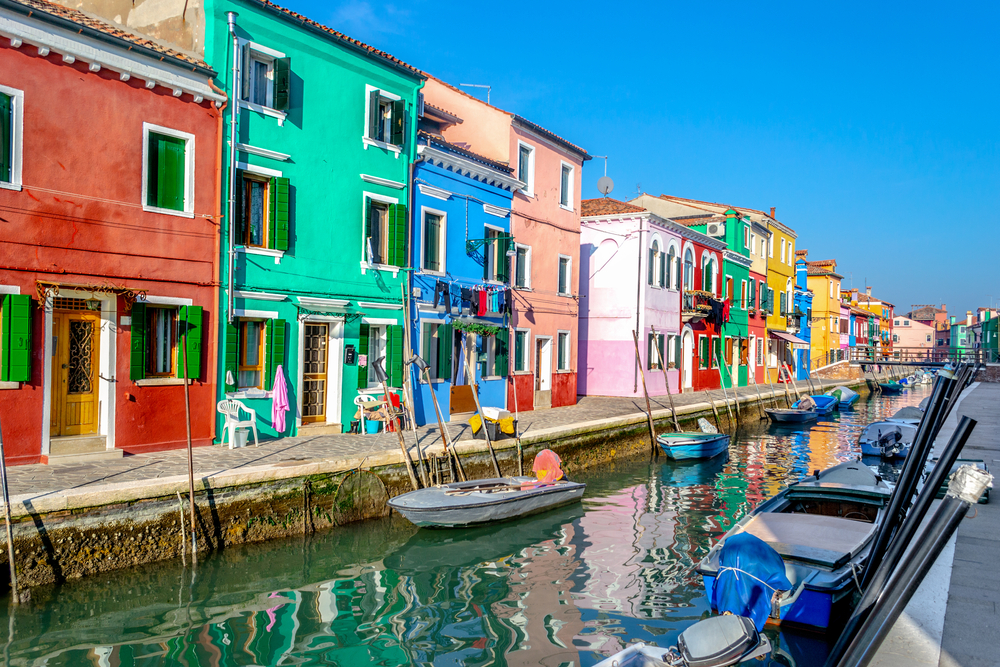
[
  {"left": 710, "top": 298, "right": 725, "bottom": 324},
  {"left": 478, "top": 289, "right": 487, "bottom": 317},
  {"left": 434, "top": 281, "right": 448, "bottom": 308},
  {"left": 722, "top": 299, "right": 731, "bottom": 323}
]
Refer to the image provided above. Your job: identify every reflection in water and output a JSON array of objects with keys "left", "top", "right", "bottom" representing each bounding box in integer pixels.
[{"left": 0, "top": 388, "right": 926, "bottom": 667}]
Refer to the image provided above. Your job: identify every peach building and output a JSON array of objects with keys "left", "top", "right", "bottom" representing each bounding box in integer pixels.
[{"left": 421, "top": 78, "right": 590, "bottom": 410}]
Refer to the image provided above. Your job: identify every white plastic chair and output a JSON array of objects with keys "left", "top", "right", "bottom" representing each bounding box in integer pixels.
[
  {"left": 354, "top": 392, "right": 385, "bottom": 434},
  {"left": 218, "top": 399, "right": 260, "bottom": 448}
]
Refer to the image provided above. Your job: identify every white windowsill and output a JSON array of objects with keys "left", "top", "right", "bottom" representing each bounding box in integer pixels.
[
  {"left": 240, "top": 100, "right": 286, "bottom": 126},
  {"left": 514, "top": 285, "right": 532, "bottom": 292},
  {"left": 135, "top": 377, "right": 194, "bottom": 387},
  {"left": 362, "top": 137, "right": 402, "bottom": 158},
  {"left": 421, "top": 268, "right": 446, "bottom": 277},
  {"left": 557, "top": 292, "right": 573, "bottom": 297},
  {"left": 560, "top": 204, "right": 573, "bottom": 212},
  {"left": 360, "top": 261, "right": 400, "bottom": 277},
  {"left": 143, "top": 204, "right": 194, "bottom": 219},
  {"left": 227, "top": 390, "right": 273, "bottom": 399},
  {"left": 0, "top": 181, "right": 22, "bottom": 192},
  {"left": 0, "top": 381, "right": 20, "bottom": 390},
  {"left": 238, "top": 246, "right": 284, "bottom": 265},
  {"left": 420, "top": 378, "right": 447, "bottom": 385},
  {"left": 556, "top": 369, "right": 573, "bottom": 373}
]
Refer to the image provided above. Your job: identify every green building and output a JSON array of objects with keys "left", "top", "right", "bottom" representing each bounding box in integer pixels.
[{"left": 209, "top": 0, "right": 424, "bottom": 437}]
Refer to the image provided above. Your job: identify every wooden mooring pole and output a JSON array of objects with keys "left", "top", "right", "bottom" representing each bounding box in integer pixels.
[
  {"left": 714, "top": 352, "right": 736, "bottom": 428},
  {"left": 181, "top": 330, "right": 197, "bottom": 565},
  {"left": 650, "top": 325, "right": 681, "bottom": 432},
  {"left": 632, "top": 330, "right": 659, "bottom": 459},
  {"left": 748, "top": 366, "right": 767, "bottom": 420}
]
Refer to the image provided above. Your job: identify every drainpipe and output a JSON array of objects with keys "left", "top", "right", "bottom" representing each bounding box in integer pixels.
[{"left": 226, "top": 11, "right": 240, "bottom": 324}]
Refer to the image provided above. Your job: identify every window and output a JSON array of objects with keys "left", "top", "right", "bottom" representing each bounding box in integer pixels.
[
  {"left": 699, "top": 336, "right": 710, "bottom": 369},
  {"left": 0, "top": 293, "right": 32, "bottom": 382},
  {"left": 741, "top": 280, "right": 748, "bottom": 310},
  {"left": 830, "top": 282, "right": 835, "bottom": 299},
  {"left": 725, "top": 276, "right": 733, "bottom": 302},
  {"left": 420, "top": 322, "right": 452, "bottom": 381},
  {"left": 559, "top": 163, "right": 574, "bottom": 208},
  {"left": 366, "top": 87, "right": 404, "bottom": 147},
  {"left": 364, "top": 196, "right": 406, "bottom": 267},
  {"left": 750, "top": 233, "right": 756, "bottom": 256},
  {"left": 683, "top": 248, "right": 694, "bottom": 290},
  {"left": 744, "top": 227, "right": 750, "bottom": 250},
  {"left": 780, "top": 238, "right": 786, "bottom": 263},
  {"left": 515, "top": 244, "right": 531, "bottom": 289},
  {"left": 926, "top": 334, "right": 932, "bottom": 343},
  {"left": 666, "top": 246, "right": 677, "bottom": 290},
  {"left": 724, "top": 337, "right": 733, "bottom": 365},
  {"left": 422, "top": 209, "right": 445, "bottom": 273},
  {"left": 749, "top": 279, "right": 756, "bottom": 310},
  {"left": 241, "top": 43, "right": 290, "bottom": 111},
  {"left": 241, "top": 174, "right": 269, "bottom": 247},
  {"left": 0, "top": 85, "right": 24, "bottom": 190},
  {"left": 648, "top": 239, "right": 663, "bottom": 287},
  {"left": 236, "top": 170, "right": 290, "bottom": 251},
  {"left": 558, "top": 255, "right": 572, "bottom": 295},
  {"left": 131, "top": 303, "right": 202, "bottom": 381},
  {"left": 648, "top": 332, "right": 665, "bottom": 370},
  {"left": 667, "top": 334, "right": 679, "bottom": 367},
  {"left": 238, "top": 320, "right": 266, "bottom": 389},
  {"left": 357, "top": 323, "right": 405, "bottom": 389},
  {"left": 147, "top": 306, "right": 177, "bottom": 376},
  {"left": 712, "top": 337, "right": 721, "bottom": 368},
  {"left": 779, "top": 291, "right": 787, "bottom": 316},
  {"left": 557, "top": 331, "right": 570, "bottom": 371},
  {"left": 514, "top": 329, "right": 530, "bottom": 372},
  {"left": 757, "top": 337, "right": 764, "bottom": 366},
  {"left": 517, "top": 142, "right": 535, "bottom": 195},
  {"left": 761, "top": 238, "right": 767, "bottom": 257},
  {"left": 788, "top": 241, "right": 794, "bottom": 264},
  {"left": 768, "top": 237, "right": 773, "bottom": 258},
  {"left": 703, "top": 257, "right": 715, "bottom": 294},
  {"left": 740, "top": 338, "right": 749, "bottom": 366},
  {"left": 483, "top": 227, "right": 510, "bottom": 282},
  {"left": 143, "top": 124, "right": 194, "bottom": 216}
]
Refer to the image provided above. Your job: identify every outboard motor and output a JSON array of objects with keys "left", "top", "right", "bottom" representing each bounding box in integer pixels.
[
  {"left": 878, "top": 430, "right": 903, "bottom": 457},
  {"left": 592, "top": 615, "right": 771, "bottom": 667},
  {"left": 710, "top": 533, "right": 792, "bottom": 630}
]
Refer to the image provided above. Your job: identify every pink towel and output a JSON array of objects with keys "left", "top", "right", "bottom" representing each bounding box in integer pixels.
[{"left": 272, "top": 364, "right": 289, "bottom": 433}]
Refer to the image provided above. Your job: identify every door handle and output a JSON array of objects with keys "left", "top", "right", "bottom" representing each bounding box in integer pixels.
[{"left": 62, "top": 364, "right": 68, "bottom": 369}]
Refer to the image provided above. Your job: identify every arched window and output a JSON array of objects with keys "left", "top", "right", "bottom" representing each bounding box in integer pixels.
[
  {"left": 684, "top": 248, "right": 694, "bottom": 290},
  {"left": 648, "top": 239, "right": 660, "bottom": 286},
  {"left": 703, "top": 257, "right": 715, "bottom": 294},
  {"left": 666, "top": 246, "right": 676, "bottom": 290}
]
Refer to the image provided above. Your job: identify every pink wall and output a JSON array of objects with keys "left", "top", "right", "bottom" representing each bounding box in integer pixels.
[{"left": 894, "top": 319, "right": 935, "bottom": 352}]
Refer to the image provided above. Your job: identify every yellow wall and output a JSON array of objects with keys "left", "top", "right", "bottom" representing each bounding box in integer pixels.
[
  {"left": 765, "top": 223, "right": 796, "bottom": 332},
  {"left": 807, "top": 273, "right": 842, "bottom": 367}
]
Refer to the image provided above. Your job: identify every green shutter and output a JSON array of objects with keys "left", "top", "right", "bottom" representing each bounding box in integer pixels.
[
  {"left": 674, "top": 335, "right": 681, "bottom": 367},
  {"left": 178, "top": 305, "right": 202, "bottom": 380},
  {"left": 269, "top": 176, "right": 290, "bottom": 251},
  {"left": 495, "top": 328, "right": 509, "bottom": 377},
  {"left": 149, "top": 133, "right": 185, "bottom": 212},
  {"left": 514, "top": 330, "right": 524, "bottom": 373},
  {"left": 234, "top": 170, "right": 246, "bottom": 245},
  {"left": 780, "top": 292, "right": 787, "bottom": 316},
  {"left": 129, "top": 302, "right": 147, "bottom": 381},
  {"left": 224, "top": 321, "right": 238, "bottom": 389},
  {"left": 390, "top": 99, "right": 405, "bottom": 147},
  {"left": 388, "top": 203, "right": 407, "bottom": 268},
  {"left": 240, "top": 45, "right": 251, "bottom": 100},
  {"left": 498, "top": 235, "right": 511, "bottom": 283},
  {"left": 438, "top": 323, "right": 452, "bottom": 381},
  {"left": 425, "top": 214, "right": 440, "bottom": 271},
  {"left": 367, "top": 89, "right": 380, "bottom": 139},
  {"left": 273, "top": 57, "right": 291, "bottom": 111},
  {"left": 647, "top": 248, "right": 655, "bottom": 285},
  {"left": 265, "top": 319, "right": 286, "bottom": 391},
  {"left": 699, "top": 336, "right": 708, "bottom": 369},
  {"left": 387, "top": 325, "right": 404, "bottom": 388},
  {"left": 0, "top": 93, "right": 11, "bottom": 184},
  {"left": 363, "top": 198, "right": 373, "bottom": 261},
  {"left": 0, "top": 295, "right": 31, "bottom": 382},
  {"left": 659, "top": 252, "right": 666, "bottom": 287},
  {"left": 357, "top": 323, "right": 370, "bottom": 389},
  {"left": 714, "top": 337, "right": 722, "bottom": 367}
]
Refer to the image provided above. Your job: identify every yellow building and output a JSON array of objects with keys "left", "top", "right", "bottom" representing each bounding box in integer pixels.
[
  {"left": 764, "top": 217, "right": 797, "bottom": 381},
  {"left": 855, "top": 289, "right": 895, "bottom": 358},
  {"left": 803, "top": 254, "right": 843, "bottom": 369}
]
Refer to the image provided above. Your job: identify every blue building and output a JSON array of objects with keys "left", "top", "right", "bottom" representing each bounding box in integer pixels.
[
  {"left": 408, "top": 105, "right": 522, "bottom": 425},
  {"left": 793, "top": 258, "right": 814, "bottom": 380}
]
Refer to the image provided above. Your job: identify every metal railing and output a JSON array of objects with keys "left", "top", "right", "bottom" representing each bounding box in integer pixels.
[{"left": 848, "top": 346, "right": 998, "bottom": 364}]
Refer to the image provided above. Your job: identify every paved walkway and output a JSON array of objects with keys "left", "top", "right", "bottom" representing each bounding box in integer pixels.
[{"left": 6, "top": 378, "right": 839, "bottom": 499}]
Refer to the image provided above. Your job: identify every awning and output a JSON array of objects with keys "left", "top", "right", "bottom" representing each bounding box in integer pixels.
[{"left": 769, "top": 330, "right": 810, "bottom": 350}]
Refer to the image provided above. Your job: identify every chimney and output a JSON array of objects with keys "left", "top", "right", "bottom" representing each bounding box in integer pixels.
[
  {"left": 769, "top": 207, "right": 776, "bottom": 219},
  {"left": 866, "top": 286, "right": 872, "bottom": 297},
  {"left": 967, "top": 310, "right": 973, "bottom": 326},
  {"left": 941, "top": 303, "right": 946, "bottom": 311}
]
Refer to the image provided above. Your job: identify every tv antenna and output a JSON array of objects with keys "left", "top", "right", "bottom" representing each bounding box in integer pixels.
[
  {"left": 592, "top": 155, "right": 613, "bottom": 197},
  {"left": 459, "top": 83, "right": 491, "bottom": 105}
]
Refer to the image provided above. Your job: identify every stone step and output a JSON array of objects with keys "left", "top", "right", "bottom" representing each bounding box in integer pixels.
[
  {"left": 46, "top": 435, "right": 123, "bottom": 464},
  {"left": 297, "top": 422, "right": 343, "bottom": 436},
  {"left": 44, "top": 449, "right": 124, "bottom": 465}
]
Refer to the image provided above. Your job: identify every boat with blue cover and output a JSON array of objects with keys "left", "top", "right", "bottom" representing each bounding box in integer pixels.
[
  {"left": 792, "top": 395, "right": 837, "bottom": 415},
  {"left": 657, "top": 432, "right": 730, "bottom": 460},
  {"left": 696, "top": 461, "right": 892, "bottom": 631}
]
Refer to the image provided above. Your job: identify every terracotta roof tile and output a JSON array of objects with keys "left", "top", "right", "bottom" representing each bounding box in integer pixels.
[
  {"left": 8, "top": 0, "right": 211, "bottom": 69},
  {"left": 581, "top": 198, "right": 646, "bottom": 216}
]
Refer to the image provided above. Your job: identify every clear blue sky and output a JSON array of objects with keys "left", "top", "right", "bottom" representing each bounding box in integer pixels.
[{"left": 292, "top": 0, "right": 998, "bottom": 318}]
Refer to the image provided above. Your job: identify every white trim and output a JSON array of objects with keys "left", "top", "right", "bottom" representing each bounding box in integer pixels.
[
  {"left": 361, "top": 317, "right": 398, "bottom": 325},
  {"left": 418, "top": 183, "right": 452, "bottom": 201},
  {"left": 0, "top": 9, "right": 224, "bottom": 104},
  {"left": 419, "top": 206, "right": 447, "bottom": 275},
  {"left": 483, "top": 222, "right": 506, "bottom": 282},
  {"left": 557, "top": 254, "right": 573, "bottom": 296},
  {"left": 559, "top": 160, "right": 575, "bottom": 211},
  {"left": 516, "top": 140, "right": 535, "bottom": 197},
  {"left": 141, "top": 122, "right": 195, "bottom": 218},
  {"left": 135, "top": 377, "right": 193, "bottom": 387},
  {"left": 236, "top": 143, "right": 290, "bottom": 162},
  {"left": 483, "top": 204, "right": 510, "bottom": 218},
  {"left": 236, "top": 161, "right": 283, "bottom": 178},
  {"left": 361, "top": 190, "right": 400, "bottom": 273},
  {"left": 246, "top": 40, "right": 285, "bottom": 60},
  {"left": 238, "top": 100, "right": 287, "bottom": 126},
  {"left": 514, "top": 327, "right": 531, "bottom": 373},
  {"left": 139, "top": 294, "right": 193, "bottom": 307},
  {"left": 0, "top": 285, "right": 19, "bottom": 294},
  {"left": 363, "top": 137, "right": 402, "bottom": 156},
  {"left": 0, "top": 83, "right": 23, "bottom": 190},
  {"left": 362, "top": 84, "right": 403, "bottom": 158},
  {"left": 417, "top": 144, "right": 524, "bottom": 192},
  {"left": 297, "top": 297, "right": 350, "bottom": 310},
  {"left": 365, "top": 83, "right": 401, "bottom": 102},
  {"left": 237, "top": 246, "right": 284, "bottom": 265},
  {"left": 234, "top": 309, "right": 279, "bottom": 319},
  {"left": 357, "top": 301, "right": 403, "bottom": 311},
  {"left": 514, "top": 243, "right": 532, "bottom": 289},
  {"left": 556, "top": 329, "right": 572, "bottom": 371},
  {"left": 361, "top": 174, "right": 406, "bottom": 189},
  {"left": 234, "top": 290, "right": 287, "bottom": 302}
]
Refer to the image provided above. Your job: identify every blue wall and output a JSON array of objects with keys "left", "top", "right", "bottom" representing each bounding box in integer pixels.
[
  {"left": 794, "top": 260, "right": 813, "bottom": 380},
  {"left": 409, "top": 152, "right": 515, "bottom": 425}
]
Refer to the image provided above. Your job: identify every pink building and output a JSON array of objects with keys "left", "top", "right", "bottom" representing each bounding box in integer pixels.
[
  {"left": 421, "top": 78, "right": 589, "bottom": 411},
  {"left": 840, "top": 303, "right": 851, "bottom": 355},
  {"left": 579, "top": 198, "right": 685, "bottom": 396},
  {"left": 893, "top": 316, "right": 935, "bottom": 359}
]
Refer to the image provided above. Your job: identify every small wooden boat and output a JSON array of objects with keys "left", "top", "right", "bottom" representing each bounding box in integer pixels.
[
  {"left": 765, "top": 408, "right": 819, "bottom": 423},
  {"left": 697, "top": 461, "right": 892, "bottom": 631},
  {"left": 858, "top": 420, "right": 918, "bottom": 459},
  {"left": 792, "top": 395, "right": 837, "bottom": 415},
  {"left": 878, "top": 382, "right": 904, "bottom": 394},
  {"left": 657, "top": 432, "right": 730, "bottom": 460},
  {"left": 826, "top": 385, "right": 860, "bottom": 408},
  {"left": 388, "top": 476, "right": 586, "bottom": 528}
]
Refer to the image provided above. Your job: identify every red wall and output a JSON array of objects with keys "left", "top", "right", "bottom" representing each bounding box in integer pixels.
[
  {"left": 0, "top": 45, "right": 220, "bottom": 462},
  {"left": 508, "top": 374, "right": 535, "bottom": 414},
  {"left": 551, "top": 372, "right": 577, "bottom": 408}
]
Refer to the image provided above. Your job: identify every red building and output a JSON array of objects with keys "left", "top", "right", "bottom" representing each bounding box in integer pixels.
[
  {"left": 0, "top": 0, "right": 224, "bottom": 464},
  {"left": 678, "top": 233, "right": 726, "bottom": 393},
  {"left": 748, "top": 269, "right": 768, "bottom": 385}
]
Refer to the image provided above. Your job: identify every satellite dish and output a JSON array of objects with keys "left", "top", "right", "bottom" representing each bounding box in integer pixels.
[{"left": 597, "top": 176, "right": 614, "bottom": 196}]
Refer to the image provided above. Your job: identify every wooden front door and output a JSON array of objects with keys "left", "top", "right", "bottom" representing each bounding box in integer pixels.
[
  {"left": 302, "top": 323, "right": 328, "bottom": 424},
  {"left": 51, "top": 312, "right": 101, "bottom": 436}
]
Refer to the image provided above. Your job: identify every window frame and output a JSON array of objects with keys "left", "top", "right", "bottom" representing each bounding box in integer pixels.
[
  {"left": 557, "top": 254, "right": 572, "bottom": 296},
  {"left": 142, "top": 122, "right": 195, "bottom": 218},
  {"left": 648, "top": 331, "right": 666, "bottom": 370},
  {"left": 0, "top": 84, "right": 24, "bottom": 191},
  {"left": 780, "top": 238, "right": 786, "bottom": 263},
  {"left": 741, "top": 280, "right": 748, "bottom": 310},
  {"left": 559, "top": 161, "right": 574, "bottom": 210},
  {"left": 483, "top": 224, "right": 506, "bottom": 283},
  {"left": 420, "top": 206, "right": 447, "bottom": 275},
  {"left": 517, "top": 141, "right": 535, "bottom": 197},
  {"left": 514, "top": 328, "right": 531, "bottom": 372},
  {"left": 514, "top": 243, "right": 532, "bottom": 290},
  {"left": 361, "top": 191, "right": 399, "bottom": 270},
  {"left": 240, "top": 171, "right": 271, "bottom": 249},
  {"left": 238, "top": 319, "right": 266, "bottom": 390},
  {"left": 363, "top": 85, "right": 403, "bottom": 153},
  {"left": 365, "top": 325, "right": 388, "bottom": 389},
  {"left": 146, "top": 305, "right": 179, "bottom": 378},
  {"left": 556, "top": 330, "right": 571, "bottom": 371}
]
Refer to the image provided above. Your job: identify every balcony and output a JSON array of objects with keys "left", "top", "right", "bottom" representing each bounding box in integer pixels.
[{"left": 682, "top": 290, "right": 713, "bottom": 323}]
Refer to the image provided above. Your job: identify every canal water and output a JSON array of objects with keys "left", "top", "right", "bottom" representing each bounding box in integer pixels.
[{"left": 1, "top": 386, "right": 929, "bottom": 667}]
